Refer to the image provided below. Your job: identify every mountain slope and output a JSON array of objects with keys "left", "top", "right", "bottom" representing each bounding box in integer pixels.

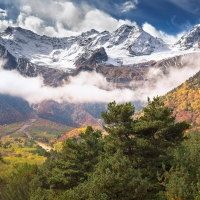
[
  {"left": 0, "top": 94, "right": 32, "bottom": 125},
  {"left": 33, "top": 101, "right": 104, "bottom": 127},
  {"left": 163, "top": 70, "right": 200, "bottom": 131}
]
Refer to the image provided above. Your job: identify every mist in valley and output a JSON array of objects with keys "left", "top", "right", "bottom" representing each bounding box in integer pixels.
[{"left": 0, "top": 57, "right": 200, "bottom": 106}]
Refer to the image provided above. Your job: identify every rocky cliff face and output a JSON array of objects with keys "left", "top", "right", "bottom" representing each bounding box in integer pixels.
[{"left": 75, "top": 47, "right": 108, "bottom": 69}]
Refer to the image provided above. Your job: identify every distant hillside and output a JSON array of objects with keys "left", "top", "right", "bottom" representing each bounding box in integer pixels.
[
  {"left": 34, "top": 101, "right": 104, "bottom": 127},
  {"left": 24, "top": 118, "right": 73, "bottom": 144},
  {"left": 163, "top": 70, "right": 200, "bottom": 131},
  {"left": 0, "top": 94, "right": 32, "bottom": 125}
]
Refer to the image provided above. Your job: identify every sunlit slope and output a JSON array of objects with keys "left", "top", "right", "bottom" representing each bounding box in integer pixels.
[{"left": 163, "top": 70, "right": 200, "bottom": 131}]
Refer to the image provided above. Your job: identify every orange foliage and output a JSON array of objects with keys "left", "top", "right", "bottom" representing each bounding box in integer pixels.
[
  {"left": 163, "top": 70, "right": 200, "bottom": 131},
  {"left": 59, "top": 126, "right": 103, "bottom": 141}
]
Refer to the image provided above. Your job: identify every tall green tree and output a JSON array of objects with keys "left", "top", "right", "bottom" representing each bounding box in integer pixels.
[
  {"left": 101, "top": 97, "right": 190, "bottom": 198},
  {"left": 133, "top": 97, "right": 190, "bottom": 197},
  {"left": 101, "top": 101, "right": 136, "bottom": 156},
  {"left": 134, "top": 97, "right": 190, "bottom": 168}
]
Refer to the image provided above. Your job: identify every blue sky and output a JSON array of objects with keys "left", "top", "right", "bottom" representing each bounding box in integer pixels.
[{"left": 0, "top": 0, "right": 199, "bottom": 42}]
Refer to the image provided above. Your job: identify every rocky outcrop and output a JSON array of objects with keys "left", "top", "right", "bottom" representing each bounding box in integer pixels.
[
  {"left": 0, "top": 44, "right": 18, "bottom": 70},
  {"left": 75, "top": 47, "right": 108, "bottom": 69}
]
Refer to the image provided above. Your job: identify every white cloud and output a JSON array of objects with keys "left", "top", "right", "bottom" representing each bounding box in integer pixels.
[
  {"left": 17, "top": 13, "right": 44, "bottom": 34},
  {"left": 0, "top": 66, "right": 135, "bottom": 104},
  {"left": 0, "top": 0, "right": 138, "bottom": 37},
  {"left": 21, "top": 5, "right": 31, "bottom": 14},
  {"left": 77, "top": 9, "right": 137, "bottom": 32},
  {"left": 120, "top": 1, "right": 138, "bottom": 13},
  {"left": 0, "top": 19, "right": 13, "bottom": 32},
  {"left": 0, "top": 8, "right": 7, "bottom": 19},
  {"left": 138, "top": 66, "right": 199, "bottom": 101},
  {"left": 0, "top": 54, "right": 200, "bottom": 105},
  {"left": 142, "top": 22, "right": 185, "bottom": 43},
  {"left": 43, "top": 22, "right": 80, "bottom": 37}
]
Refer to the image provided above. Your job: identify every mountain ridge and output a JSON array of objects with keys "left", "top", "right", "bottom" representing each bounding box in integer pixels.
[
  {"left": 0, "top": 24, "right": 171, "bottom": 71},
  {"left": 0, "top": 24, "right": 200, "bottom": 88}
]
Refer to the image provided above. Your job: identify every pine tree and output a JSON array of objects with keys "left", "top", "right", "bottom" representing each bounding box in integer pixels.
[
  {"left": 101, "top": 101, "right": 136, "bottom": 156},
  {"left": 101, "top": 97, "right": 190, "bottom": 198},
  {"left": 48, "top": 126, "right": 104, "bottom": 190},
  {"left": 133, "top": 97, "right": 190, "bottom": 197},
  {"left": 134, "top": 97, "right": 190, "bottom": 167}
]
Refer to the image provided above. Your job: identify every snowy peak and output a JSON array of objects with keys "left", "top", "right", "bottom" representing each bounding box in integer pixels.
[
  {"left": 80, "top": 29, "right": 99, "bottom": 37},
  {"left": 175, "top": 24, "right": 200, "bottom": 50},
  {"left": 108, "top": 24, "right": 133, "bottom": 46},
  {"left": 1, "top": 26, "right": 41, "bottom": 41},
  {"left": 127, "top": 26, "right": 168, "bottom": 56},
  {"left": 107, "top": 24, "right": 168, "bottom": 56}
]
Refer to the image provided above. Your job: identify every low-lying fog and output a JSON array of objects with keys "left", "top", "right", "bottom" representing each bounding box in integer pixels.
[{"left": 0, "top": 59, "right": 199, "bottom": 104}]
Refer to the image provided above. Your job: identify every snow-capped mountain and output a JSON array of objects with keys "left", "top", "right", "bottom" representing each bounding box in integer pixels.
[
  {"left": 107, "top": 25, "right": 168, "bottom": 55},
  {"left": 0, "top": 24, "right": 200, "bottom": 88},
  {"left": 175, "top": 24, "right": 200, "bottom": 50},
  {"left": 0, "top": 25, "right": 169, "bottom": 72}
]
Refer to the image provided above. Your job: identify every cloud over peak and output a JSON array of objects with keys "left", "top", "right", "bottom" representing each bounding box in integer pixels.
[
  {"left": 142, "top": 22, "right": 185, "bottom": 43},
  {"left": 120, "top": 1, "right": 139, "bottom": 13},
  {"left": 0, "top": 0, "right": 195, "bottom": 45},
  {"left": 0, "top": 0, "right": 138, "bottom": 37}
]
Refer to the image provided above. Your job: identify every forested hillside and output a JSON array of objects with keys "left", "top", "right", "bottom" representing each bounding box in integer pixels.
[
  {"left": 163, "top": 70, "right": 200, "bottom": 131},
  {"left": 1, "top": 97, "right": 200, "bottom": 199}
]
